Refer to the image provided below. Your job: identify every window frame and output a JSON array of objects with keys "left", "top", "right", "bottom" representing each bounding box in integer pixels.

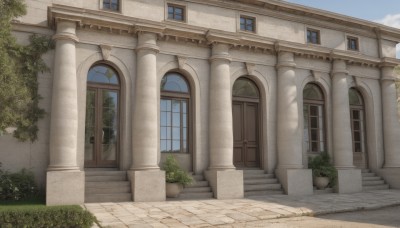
[
  {"left": 347, "top": 36, "right": 360, "bottom": 51},
  {"left": 303, "top": 84, "right": 326, "bottom": 154},
  {"left": 166, "top": 2, "right": 187, "bottom": 23},
  {"left": 160, "top": 72, "right": 191, "bottom": 154},
  {"left": 239, "top": 15, "right": 257, "bottom": 33},
  {"left": 349, "top": 89, "right": 366, "bottom": 154},
  {"left": 100, "top": 0, "right": 122, "bottom": 13},
  {"left": 306, "top": 28, "right": 321, "bottom": 45}
]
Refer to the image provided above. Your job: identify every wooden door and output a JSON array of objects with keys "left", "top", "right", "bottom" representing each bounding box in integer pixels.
[{"left": 233, "top": 101, "right": 259, "bottom": 168}]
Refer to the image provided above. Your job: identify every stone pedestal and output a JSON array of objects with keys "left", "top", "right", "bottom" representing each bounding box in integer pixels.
[
  {"left": 46, "top": 20, "right": 83, "bottom": 205},
  {"left": 205, "top": 170, "right": 244, "bottom": 199},
  {"left": 128, "top": 170, "right": 166, "bottom": 202},
  {"left": 276, "top": 168, "right": 313, "bottom": 195},
  {"left": 336, "top": 169, "right": 362, "bottom": 194},
  {"left": 46, "top": 171, "right": 84, "bottom": 206},
  {"left": 276, "top": 51, "right": 312, "bottom": 195}
]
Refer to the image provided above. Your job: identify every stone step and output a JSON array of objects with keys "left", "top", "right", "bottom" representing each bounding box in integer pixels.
[
  {"left": 86, "top": 175, "right": 127, "bottom": 182},
  {"left": 363, "top": 185, "right": 389, "bottom": 191},
  {"left": 244, "top": 190, "right": 284, "bottom": 197},
  {"left": 192, "top": 175, "right": 204, "bottom": 181},
  {"left": 242, "top": 169, "right": 265, "bottom": 175},
  {"left": 244, "top": 178, "right": 278, "bottom": 185},
  {"left": 85, "top": 171, "right": 126, "bottom": 176},
  {"left": 362, "top": 176, "right": 381, "bottom": 181},
  {"left": 182, "top": 187, "right": 212, "bottom": 193},
  {"left": 85, "top": 193, "right": 132, "bottom": 203},
  {"left": 86, "top": 181, "right": 130, "bottom": 188},
  {"left": 178, "top": 192, "right": 214, "bottom": 199},
  {"left": 361, "top": 169, "right": 371, "bottom": 173},
  {"left": 244, "top": 183, "right": 282, "bottom": 191},
  {"left": 189, "top": 180, "right": 209, "bottom": 187},
  {"left": 85, "top": 185, "right": 131, "bottom": 194},
  {"left": 243, "top": 173, "right": 275, "bottom": 179},
  {"left": 362, "top": 180, "right": 385, "bottom": 186},
  {"left": 361, "top": 173, "right": 376, "bottom": 177}
]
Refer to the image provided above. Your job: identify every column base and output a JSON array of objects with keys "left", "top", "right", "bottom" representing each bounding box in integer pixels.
[
  {"left": 205, "top": 169, "right": 243, "bottom": 199},
  {"left": 336, "top": 169, "right": 362, "bottom": 194},
  {"left": 46, "top": 170, "right": 84, "bottom": 206},
  {"left": 128, "top": 170, "right": 166, "bottom": 202},
  {"left": 276, "top": 168, "right": 313, "bottom": 195}
]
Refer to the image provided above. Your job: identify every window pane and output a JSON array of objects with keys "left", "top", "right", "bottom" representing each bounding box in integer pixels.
[
  {"left": 166, "top": 112, "right": 171, "bottom": 126},
  {"left": 303, "top": 84, "right": 323, "bottom": 100},
  {"left": 161, "top": 140, "right": 168, "bottom": 152},
  {"left": 172, "top": 127, "right": 180, "bottom": 140},
  {"left": 175, "top": 8, "right": 182, "bottom": 14},
  {"left": 182, "top": 101, "right": 187, "bottom": 113},
  {"left": 161, "top": 127, "right": 167, "bottom": 140},
  {"left": 161, "top": 73, "right": 189, "bottom": 93},
  {"left": 311, "top": 117, "right": 318, "bottom": 128},
  {"left": 161, "top": 100, "right": 168, "bottom": 111},
  {"left": 175, "top": 14, "right": 182, "bottom": 20},
  {"left": 353, "top": 110, "right": 360, "bottom": 119},
  {"left": 102, "top": 144, "right": 116, "bottom": 160},
  {"left": 183, "top": 127, "right": 187, "bottom": 140},
  {"left": 312, "top": 142, "right": 318, "bottom": 152},
  {"left": 166, "top": 127, "right": 171, "bottom": 140},
  {"left": 355, "top": 143, "right": 361, "bottom": 152},
  {"left": 182, "top": 140, "right": 187, "bottom": 153},
  {"left": 168, "top": 6, "right": 174, "bottom": 14},
  {"left": 311, "top": 129, "right": 318, "bottom": 140},
  {"left": 111, "top": 0, "right": 118, "bottom": 10},
  {"left": 354, "top": 131, "right": 361, "bottom": 141},
  {"left": 172, "top": 100, "right": 180, "bottom": 113},
  {"left": 183, "top": 113, "right": 187, "bottom": 127},
  {"left": 172, "top": 140, "right": 180, "bottom": 152},
  {"left": 349, "top": 89, "right": 362, "bottom": 105},
  {"left": 88, "top": 65, "right": 119, "bottom": 84},
  {"left": 172, "top": 113, "right": 180, "bottom": 127},
  {"left": 353, "top": 121, "right": 360, "bottom": 131},
  {"left": 310, "top": 106, "right": 318, "bottom": 116},
  {"left": 233, "top": 78, "right": 259, "bottom": 97}
]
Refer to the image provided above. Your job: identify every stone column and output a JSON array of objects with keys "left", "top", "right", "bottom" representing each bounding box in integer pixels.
[
  {"left": 128, "top": 32, "right": 165, "bottom": 202},
  {"left": 331, "top": 59, "right": 361, "bottom": 193},
  {"left": 205, "top": 43, "right": 243, "bottom": 199},
  {"left": 381, "top": 66, "right": 400, "bottom": 168},
  {"left": 46, "top": 20, "right": 84, "bottom": 205},
  {"left": 275, "top": 51, "right": 313, "bottom": 195}
]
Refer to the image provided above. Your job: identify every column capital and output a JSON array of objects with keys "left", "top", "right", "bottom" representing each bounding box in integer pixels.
[
  {"left": 209, "top": 43, "right": 231, "bottom": 62},
  {"left": 53, "top": 20, "right": 79, "bottom": 43},
  {"left": 381, "top": 65, "right": 399, "bottom": 81},
  {"left": 276, "top": 51, "right": 296, "bottom": 69},
  {"left": 331, "top": 59, "right": 349, "bottom": 76},
  {"left": 136, "top": 32, "right": 160, "bottom": 53}
]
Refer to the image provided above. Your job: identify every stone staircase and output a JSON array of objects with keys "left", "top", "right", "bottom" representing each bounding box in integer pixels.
[
  {"left": 362, "top": 169, "right": 389, "bottom": 191},
  {"left": 243, "top": 169, "right": 284, "bottom": 197},
  {"left": 177, "top": 174, "right": 214, "bottom": 200},
  {"left": 85, "top": 170, "right": 132, "bottom": 203}
]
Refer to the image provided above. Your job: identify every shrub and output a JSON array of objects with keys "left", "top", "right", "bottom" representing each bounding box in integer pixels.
[
  {"left": 162, "top": 155, "right": 193, "bottom": 186},
  {"left": 308, "top": 152, "right": 337, "bottom": 187},
  {"left": 0, "top": 163, "right": 38, "bottom": 201},
  {"left": 0, "top": 205, "right": 97, "bottom": 228}
]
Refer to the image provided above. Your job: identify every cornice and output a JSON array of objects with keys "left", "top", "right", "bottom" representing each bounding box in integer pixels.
[{"left": 47, "top": 4, "right": 396, "bottom": 68}]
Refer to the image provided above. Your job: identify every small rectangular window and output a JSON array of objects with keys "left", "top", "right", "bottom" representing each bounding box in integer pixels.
[
  {"left": 103, "top": 0, "right": 119, "bottom": 11},
  {"left": 307, "top": 29, "right": 320, "bottom": 44},
  {"left": 168, "top": 4, "right": 185, "bottom": 21},
  {"left": 347, "top": 36, "right": 359, "bottom": 51},
  {"left": 240, "top": 16, "right": 256, "bottom": 32}
]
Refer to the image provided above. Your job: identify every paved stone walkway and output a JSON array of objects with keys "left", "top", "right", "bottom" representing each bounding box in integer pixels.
[{"left": 84, "top": 190, "right": 400, "bottom": 227}]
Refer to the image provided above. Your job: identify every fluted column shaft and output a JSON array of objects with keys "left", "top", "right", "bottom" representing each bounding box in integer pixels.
[
  {"left": 48, "top": 21, "right": 79, "bottom": 171},
  {"left": 332, "top": 60, "right": 354, "bottom": 169},
  {"left": 208, "top": 43, "right": 235, "bottom": 170},
  {"left": 276, "top": 51, "right": 302, "bottom": 169},
  {"left": 131, "top": 32, "right": 160, "bottom": 170},
  {"left": 381, "top": 66, "right": 400, "bottom": 167}
]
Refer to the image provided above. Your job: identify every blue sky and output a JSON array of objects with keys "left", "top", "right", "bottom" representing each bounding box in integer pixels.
[{"left": 285, "top": 0, "right": 400, "bottom": 58}]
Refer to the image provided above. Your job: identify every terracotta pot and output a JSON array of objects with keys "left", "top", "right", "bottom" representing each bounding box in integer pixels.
[
  {"left": 314, "top": 176, "right": 330, "bottom": 190},
  {"left": 166, "top": 183, "right": 183, "bottom": 198}
]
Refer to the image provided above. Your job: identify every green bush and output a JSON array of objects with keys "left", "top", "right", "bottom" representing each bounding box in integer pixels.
[
  {"left": 308, "top": 152, "right": 337, "bottom": 187},
  {"left": 162, "top": 155, "right": 193, "bottom": 186},
  {"left": 0, "top": 205, "right": 97, "bottom": 228},
  {"left": 0, "top": 163, "right": 38, "bottom": 201}
]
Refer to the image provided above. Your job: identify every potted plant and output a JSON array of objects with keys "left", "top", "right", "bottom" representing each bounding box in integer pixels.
[
  {"left": 162, "top": 155, "right": 193, "bottom": 198},
  {"left": 308, "top": 152, "right": 337, "bottom": 190}
]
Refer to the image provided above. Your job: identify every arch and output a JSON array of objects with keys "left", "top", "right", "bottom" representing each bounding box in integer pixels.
[
  {"left": 76, "top": 52, "right": 132, "bottom": 170},
  {"left": 157, "top": 60, "right": 201, "bottom": 172}
]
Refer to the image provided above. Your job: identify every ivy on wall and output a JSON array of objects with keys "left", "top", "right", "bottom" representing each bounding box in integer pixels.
[{"left": 0, "top": 0, "right": 53, "bottom": 142}]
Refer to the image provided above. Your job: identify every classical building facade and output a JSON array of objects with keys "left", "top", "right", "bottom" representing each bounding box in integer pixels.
[{"left": 2, "top": 0, "right": 400, "bottom": 205}]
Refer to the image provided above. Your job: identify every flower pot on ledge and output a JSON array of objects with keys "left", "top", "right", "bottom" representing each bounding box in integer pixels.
[
  {"left": 314, "top": 176, "right": 330, "bottom": 190},
  {"left": 166, "top": 182, "right": 183, "bottom": 198}
]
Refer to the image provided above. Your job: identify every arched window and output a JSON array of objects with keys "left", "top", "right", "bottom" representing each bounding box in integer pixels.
[
  {"left": 232, "top": 78, "right": 259, "bottom": 98},
  {"left": 85, "top": 64, "right": 120, "bottom": 167},
  {"left": 303, "top": 83, "right": 325, "bottom": 153},
  {"left": 160, "top": 72, "right": 190, "bottom": 153},
  {"left": 349, "top": 88, "right": 365, "bottom": 154}
]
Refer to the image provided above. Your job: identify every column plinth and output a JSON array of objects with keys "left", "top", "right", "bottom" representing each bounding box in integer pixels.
[
  {"left": 275, "top": 51, "right": 313, "bottom": 195},
  {"left": 46, "top": 21, "right": 84, "bottom": 205},
  {"left": 129, "top": 32, "right": 165, "bottom": 202}
]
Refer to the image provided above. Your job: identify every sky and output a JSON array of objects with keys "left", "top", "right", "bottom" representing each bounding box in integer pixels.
[{"left": 284, "top": 0, "right": 400, "bottom": 58}]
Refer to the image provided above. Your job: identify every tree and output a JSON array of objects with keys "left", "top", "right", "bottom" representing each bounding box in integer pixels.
[{"left": 0, "top": 0, "right": 52, "bottom": 141}]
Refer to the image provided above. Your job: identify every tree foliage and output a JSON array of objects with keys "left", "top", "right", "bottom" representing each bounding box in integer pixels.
[{"left": 0, "top": 0, "right": 52, "bottom": 142}]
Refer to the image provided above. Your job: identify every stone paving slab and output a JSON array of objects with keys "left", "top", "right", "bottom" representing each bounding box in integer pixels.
[{"left": 85, "top": 190, "right": 400, "bottom": 227}]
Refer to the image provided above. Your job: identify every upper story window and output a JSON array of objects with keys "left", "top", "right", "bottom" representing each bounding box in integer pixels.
[
  {"left": 347, "top": 36, "right": 359, "bottom": 51},
  {"left": 240, "top": 16, "right": 256, "bottom": 32},
  {"left": 168, "top": 4, "right": 185, "bottom": 21},
  {"left": 307, "top": 28, "right": 320, "bottom": 45},
  {"left": 103, "top": 0, "right": 119, "bottom": 11}
]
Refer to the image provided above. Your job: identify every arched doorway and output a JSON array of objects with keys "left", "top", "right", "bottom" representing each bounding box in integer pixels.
[
  {"left": 232, "top": 77, "right": 261, "bottom": 168},
  {"left": 349, "top": 88, "right": 368, "bottom": 169},
  {"left": 84, "top": 64, "right": 120, "bottom": 168}
]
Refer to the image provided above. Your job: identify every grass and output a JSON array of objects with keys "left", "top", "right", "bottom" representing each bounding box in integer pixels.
[{"left": 0, "top": 196, "right": 45, "bottom": 211}]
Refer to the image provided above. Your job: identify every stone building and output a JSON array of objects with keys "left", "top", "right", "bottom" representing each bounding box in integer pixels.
[{"left": 1, "top": 0, "right": 400, "bottom": 205}]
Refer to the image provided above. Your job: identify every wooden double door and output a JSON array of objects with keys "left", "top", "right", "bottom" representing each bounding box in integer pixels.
[{"left": 233, "top": 100, "right": 260, "bottom": 168}]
